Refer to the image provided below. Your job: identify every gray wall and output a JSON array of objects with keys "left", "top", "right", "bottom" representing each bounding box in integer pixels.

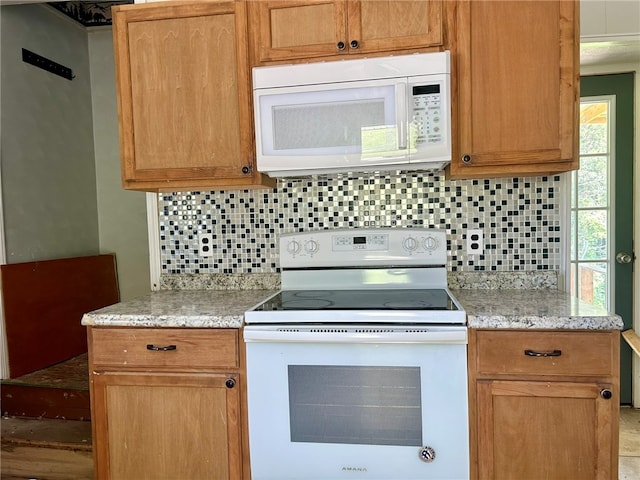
[
  {"left": 1, "top": 4, "right": 99, "bottom": 262},
  {"left": 88, "top": 29, "right": 149, "bottom": 301},
  {"left": 1, "top": 4, "right": 150, "bottom": 300}
]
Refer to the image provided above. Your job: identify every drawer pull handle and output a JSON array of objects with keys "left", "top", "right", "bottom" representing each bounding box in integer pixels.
[
  {"left": 524, "top": 349, "right": 562, "bottom": 357},
  {"left": 146, "top": 344, "right": 177, "bottom": 351}
]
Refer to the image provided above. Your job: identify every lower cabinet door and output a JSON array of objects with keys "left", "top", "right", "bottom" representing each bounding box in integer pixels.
[
  {"left": 92, "top": 371, "right": 241, "bottom": 480},
  {"left": 476, "top": 380, "right": 617, "bottom": 480}
]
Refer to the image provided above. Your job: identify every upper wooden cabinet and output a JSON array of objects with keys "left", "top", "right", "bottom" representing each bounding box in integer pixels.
[
  {"left": 112, "top": 0, "right": 275, "bottom": 191},
  {"left": 248, "top": 0, "right": 444, "bottom": 64},
  {"left": 448, "top": 0, "right": 579, "bottom": 179}
]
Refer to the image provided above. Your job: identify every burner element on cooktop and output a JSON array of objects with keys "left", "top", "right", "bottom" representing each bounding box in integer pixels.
[
  {"left": 383, "top": 300, "right": 439, "bottom": 309},
  {"left": 281, "top": 299, "right": 334, "bottom": 309}
]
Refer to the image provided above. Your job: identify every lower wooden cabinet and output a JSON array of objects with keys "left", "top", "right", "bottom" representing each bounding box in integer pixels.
[
  {"left": 469, "top": 329, "right": 620, "bottom": 480},
  {"left": 87, "top": 327, "right": 249, "bottom": 480}
]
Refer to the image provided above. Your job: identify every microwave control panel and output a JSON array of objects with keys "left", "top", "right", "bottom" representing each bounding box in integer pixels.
[{"left": 411, "top": 84, "right": 443, "bottom": 146}]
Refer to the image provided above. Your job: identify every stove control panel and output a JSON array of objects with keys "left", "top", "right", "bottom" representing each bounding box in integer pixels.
[
  {"left": 333, "top": 233, "right": 388, "bottom": 251},
  {"left": 280, "top": 228, "right": 447, "bottom": 268},
  {"left": 403, "top": 234, "right": 439, "bottom": 252}
]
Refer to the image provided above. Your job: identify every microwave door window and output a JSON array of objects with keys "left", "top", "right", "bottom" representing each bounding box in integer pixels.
[
  {"left": 258, "top": 85, "right": 402, "bottom": 160},
  {"left": 272, "top": 100, "right": 383, "bottom": 151}
]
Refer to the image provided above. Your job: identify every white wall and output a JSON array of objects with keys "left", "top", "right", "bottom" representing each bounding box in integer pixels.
[
  {"left": 0, "top": 4, "right": 150, "bottom": 297},
  {"left": 88, "top": 29, "right": 150, "bottom": 301},
  {"left": 0, "top": 3, "right": 100, "bottom": 262},
  {"left": 0, "top": 4, "right": 151, "bottom": 377}
]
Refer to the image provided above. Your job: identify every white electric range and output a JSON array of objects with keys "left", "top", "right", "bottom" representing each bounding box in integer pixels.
[{"left": 244, "top": 228, "right": 469, "bottom": 480}]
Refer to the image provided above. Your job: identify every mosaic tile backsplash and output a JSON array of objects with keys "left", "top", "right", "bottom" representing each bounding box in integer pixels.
[{"left": 159, "top": 172, "right": 562, "bottom": 274}]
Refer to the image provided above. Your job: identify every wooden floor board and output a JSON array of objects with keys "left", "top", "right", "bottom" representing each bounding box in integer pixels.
[
  {"left": 1, "top": 416, "right": 93, "bottom": 479},
  {"left": 1, "top": 444, "right": 93, "bottom": 480},
  {"left": 1, "top": 416, "right": 91, "bottom": 450}
]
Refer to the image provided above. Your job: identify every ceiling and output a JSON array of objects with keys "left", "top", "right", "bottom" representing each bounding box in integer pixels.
[
  {"left": 47, "top": 1, "right": 132, "bottom": 26},
  {"left": 580, "top": 39, "right": 640, "bottom": 67}
]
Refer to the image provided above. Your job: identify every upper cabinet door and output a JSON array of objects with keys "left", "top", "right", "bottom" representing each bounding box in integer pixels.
[
  {"left": 249, "top": 0, "right": 443, "bottom": 65},
  {"left": 113, "top": 1, "right": 274, "bottom": 191},
  {"left": 249, "top": 0, "right": 348, "bottom": 63},
  {"left": 348, "top": 0, "right": 442, "bottom": 54},
  {"left": 449, "top": 0, "right": 579, "bottom": 179}
]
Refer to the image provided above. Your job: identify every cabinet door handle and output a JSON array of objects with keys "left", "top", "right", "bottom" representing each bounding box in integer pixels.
[
  {"left": 337, "top": 41, "right": 346, "bottom": 51},
  {"left": 524, "top": 349, "right": 562, "bottom": 357},
  {"left": 395, "top": 83, "right": 408, "bottom": 150},
  {"left": 350, "top": 39, "right": 359, "bottom": 49},
  {"left": 146, "top": 344, "right": 177, "bottom": 351},
  {"left": 600, "top": 389, "right": 613, "bottom": 399}
]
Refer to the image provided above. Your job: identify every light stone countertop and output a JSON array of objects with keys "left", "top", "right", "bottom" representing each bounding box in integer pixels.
[
  {"left": 82, "top": 287, "right": 623, "bottom": 331},
  {"left": 81, "top": 290, "right": 278, "bottom": 329},
  {"left": 452, "top": 289, "right": 624, "bottom": 330}
]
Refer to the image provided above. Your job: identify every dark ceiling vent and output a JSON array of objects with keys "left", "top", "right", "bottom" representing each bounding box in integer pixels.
[{"left": 48, "top": 1, "right": 133, "bottom": 27}]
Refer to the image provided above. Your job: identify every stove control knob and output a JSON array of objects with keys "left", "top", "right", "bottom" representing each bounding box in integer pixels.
[
  {"left": 305, "top": 240, "right": 319, "bottom": 254},
  {"left": 419, "top": 446, "right": 436, "bottom": 463},
  {"left": 423, "top": 236, "right": 439, "bottom": 251},
  {"left": 403, "top": 237, "right": 418, "bottom": 251},
  {"left": 287, "top": 240, "right": 301, "bottom": 255}
]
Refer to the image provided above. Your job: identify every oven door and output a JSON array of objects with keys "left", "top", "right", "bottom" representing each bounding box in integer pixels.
[{"left": 243, "top": 325, "right": 469, "bottom": 480}]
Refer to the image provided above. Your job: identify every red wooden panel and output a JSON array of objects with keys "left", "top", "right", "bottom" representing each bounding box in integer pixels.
[{"left": 1, "top": 254, "right": 119, "bottom": 378}]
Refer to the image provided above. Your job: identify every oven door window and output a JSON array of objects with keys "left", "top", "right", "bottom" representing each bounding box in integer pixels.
[{"left": 288, "top": 365, "right": 422, "bottom": 446}]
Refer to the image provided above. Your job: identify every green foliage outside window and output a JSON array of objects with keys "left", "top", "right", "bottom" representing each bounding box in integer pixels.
[{"left": 573, "top": 103, "right": 609, "bottom": 309}]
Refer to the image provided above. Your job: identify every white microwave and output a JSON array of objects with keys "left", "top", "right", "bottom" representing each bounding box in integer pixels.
[{"left": 253, "top": 52, "right": 451, "bottom": 178}]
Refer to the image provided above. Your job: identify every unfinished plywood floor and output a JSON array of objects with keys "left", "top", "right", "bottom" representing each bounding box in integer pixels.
[
  {"left": 2, "top": 354, "right": 89, "bottom": 390},
  {"left": 1, "top": 354, "right": 91, "bottom": 420}
]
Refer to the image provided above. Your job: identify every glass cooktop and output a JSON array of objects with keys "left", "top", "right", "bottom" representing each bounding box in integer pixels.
[{"left": 253, "top": 289, "right": 459, "bottom": 312}]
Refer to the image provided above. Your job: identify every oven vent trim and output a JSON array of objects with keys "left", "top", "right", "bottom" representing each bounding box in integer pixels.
[{"left": 275, "top": 327, "right": 448, "bottom": 334}]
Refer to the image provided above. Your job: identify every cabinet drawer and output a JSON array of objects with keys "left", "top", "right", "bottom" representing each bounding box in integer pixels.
[
  {"left": 475, "top": 330, "right": 616, "bottom": 377},
  {"left": 89, "top": 328, "right": 238, "bottom": 369}
]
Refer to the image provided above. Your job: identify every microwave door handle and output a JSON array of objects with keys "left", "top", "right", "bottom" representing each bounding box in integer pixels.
[{"left": 396, "top": 83, "right": 408, "bottom": 150}]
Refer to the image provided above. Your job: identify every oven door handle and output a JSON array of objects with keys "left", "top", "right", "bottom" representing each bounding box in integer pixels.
[{"left": 243, "top": 328, "right": 467, "bottom": 344}]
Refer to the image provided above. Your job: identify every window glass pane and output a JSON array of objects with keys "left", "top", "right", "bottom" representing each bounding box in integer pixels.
[
  {"left": 577, "top": 210, "right": 607, "bottom": 260},
  {"left": 579, "top": 102, "right": 608, "bottom": 154},
  {"left": 574, "top": 97, "right": 611, "bottom": 310},
  {"left": 570, "top": 211, "right": 576, "bottom": 260},
  {"left": 576, "top": 262, "right": 607, "bottom": 309},
  {"left": 577, "top": 156, "right": 608, "bottom": 208}
]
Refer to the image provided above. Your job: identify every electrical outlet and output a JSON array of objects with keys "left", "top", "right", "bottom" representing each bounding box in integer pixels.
[
  {"left": 198, "top": 233, "right": 214, "bottom": 258},
  {"left": 466, "top": 229, "right": 483, "bottom": 255}
]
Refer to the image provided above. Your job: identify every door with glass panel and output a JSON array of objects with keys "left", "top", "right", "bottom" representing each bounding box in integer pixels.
[{"left": 571, "top": 73, "right": 634, "bottom": 404}]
